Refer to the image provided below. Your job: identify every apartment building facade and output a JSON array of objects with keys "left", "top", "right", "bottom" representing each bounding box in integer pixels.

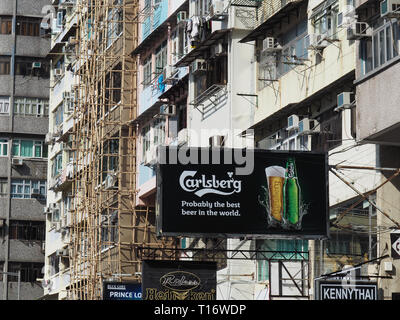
[
  {"left": 0, "top": 0, "right": 51, "bottom": 300},
  {"left": 353, "top": 0, "right": 400, "bottom": 300},
  {"left": 42, "top": 0, "right": 77, "bottom": 300}
]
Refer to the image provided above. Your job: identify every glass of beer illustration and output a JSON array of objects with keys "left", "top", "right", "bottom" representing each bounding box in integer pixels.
[{"left": 265, "top": 166, "right": 286, "bottom": 224}]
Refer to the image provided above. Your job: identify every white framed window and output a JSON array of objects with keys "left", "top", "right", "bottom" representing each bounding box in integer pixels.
[
  {"left": 155, "top": 41, "right": 167, "bottom": 76},
  {"left": 0, "top": 96, "right": 10, "bottom": 114},
  {"left": 311, "top": 0, "right": 339, "bottom": 39},
  {"left": 196, "top": 0, "right": 211, "bottom": 16},
  {"left": 52, "top": 152, "right": 63, "bottom": 177},
  {"left": 11, "top": 179, "right": 47, "bottom": 199},
  {"left": 171, "top": 25, "right": 188, "bottom": 64},
  {"left": 360, "top": 20, "right": 400, "bottom": 76},
  {"left": 106, "top": 0, "right": 123, "bottom": 48},
  {"left": 12, "top": 139, "right": 46, "bottom": 158},
  {"left": 0, "top": 139, "right": 8, "bottom": 156},
  {"left": 0, "top": 178, "right": 7, "bottom": 196},
  {"left": 13, "top": 97, "right": 49, "bottom": 117},
  {"left": 143, "top": 55, "right": 153, "bottom": 87}
]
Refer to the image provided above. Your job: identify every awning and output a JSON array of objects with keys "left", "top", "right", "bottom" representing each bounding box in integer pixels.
[
  {"left": 239, "top": 0, "right": 305, "bottom": 43},
  {"left": 175, "top": 29, "right": 231, "bottom": 68}
]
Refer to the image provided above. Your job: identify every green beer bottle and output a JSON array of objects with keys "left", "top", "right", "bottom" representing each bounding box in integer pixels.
[{"left": 283, "top": 158, "right": 300, "bottom": 226}]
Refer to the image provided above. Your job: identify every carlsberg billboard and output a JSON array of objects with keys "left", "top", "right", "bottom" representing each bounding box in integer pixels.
[{"left": 156, "top": 147, "right": 329, "bottom": 238}]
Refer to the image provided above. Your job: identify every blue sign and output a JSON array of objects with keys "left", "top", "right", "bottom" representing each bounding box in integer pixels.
[{"left": 103, "top": 282, "right": 142, "bottom": 300}]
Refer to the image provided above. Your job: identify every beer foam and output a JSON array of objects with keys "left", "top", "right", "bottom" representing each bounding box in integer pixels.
[{"left": 265, "top": 166, "right": 285, "bottom": 178}]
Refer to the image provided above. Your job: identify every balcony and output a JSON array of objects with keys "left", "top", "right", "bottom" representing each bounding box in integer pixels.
[
  {"left": 189, "top": 84, "right": 227, "bottom": 118},
  {"left": 240, "top": 0, "right": 305, "bottom": 43}
]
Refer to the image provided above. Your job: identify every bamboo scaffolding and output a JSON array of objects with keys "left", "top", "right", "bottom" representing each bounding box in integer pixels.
[{"left": 67, "top": 0, "right": 176, "bottom": 300}]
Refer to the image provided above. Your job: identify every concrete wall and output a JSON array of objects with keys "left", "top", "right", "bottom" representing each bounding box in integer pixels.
[
  {"left": 0, "top": 282, "right": 44, "bottom": 300},
  {"left": 14, "top": 76, "right": 49, "bottom": 99},
  {"left": 8, "top": 240, "right": 44, "bottom": 262},
  {"left": 356, "top": 61, "right": 400, "bottom": 142},
  {"left": 0, "top": 0, "right": 14, "bottom": 15},
  {"left": 13, "top": 117, "right": 48, "bottom": 135},
  {"left": 11, "top": 159, "right": 47, "bottom": 180},
  {"left": 0, "top": 158, "right": 8, "bottom": 177},
  {"left": 10, "top": 199, "right": 46, "bottom": 220},
  {"left": 376, "top": 146, "right": 400, "bottom": 300},
  {"left": 16, "top": 37, "right": 50, "bottom": 58},
  {"left": 0, "top": 76, "right": 13, "bottom": 96},
  {"left": 16, "top": 0, "right": 50, "bottom": 17}
]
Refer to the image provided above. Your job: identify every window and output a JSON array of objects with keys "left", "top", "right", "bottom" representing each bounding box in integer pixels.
[
  {"left": 0, "top": 178, "right": 7, "bottom": 196},
  {"left": 360, "top": 21, "right": 400, "bottom": 76},
  {"left": 15, "top": 57, "right": 50, "bottom": 78},
  {"left": 155, "top": 41, "right": 167, "bottom": 76},
  {"left": 0, "top": 16, "right": 12, "bottom": 35},
  {"left": 53, "top": 103, "right": 64, "bottom": 129},
  {"left": 100, "top": 210, "right": 119, "bottom": 251},
  {"left": 11, "top": 179, "right": 47, "bottom": 199},
  {"left": 257, "top": 239, "right": 308, "bottom": 281},
  {"left": 196, "top": 0, "right": 210, "bottom": 16},
  {"left": 171, "top": 25, "right": 188, "bottom": 64},
  {"left": 311, "top": 0, "right": 339, "bottom": 39},
  {"left": 0, "top": 96, "right": 10, "bottom": 114},
  {"left": 9, "top": 220, "right": 45, "bottom": 241},
  {"left": 194, "top": 54, "right": 228, "bottom": 98},
  {"left": 106, "top": 0, "right": 123, "bottom": 48},
  {"left": 52, "top": 153, "right": 63, "bottom": 177},
  {"left": 49, "top": 253, "right": 60, "bottom": 276},
  {"left": 12, "top": 140, "right": 47, "bottom": 158},
  {"left": 16, "top": 17, "right": 41, "bottom": 37},
  {"left": 141, "top": 124, "right": 151, "bottom": 157},
  {"left": 0, "top": 56, "right": 10, "bottom": 75},
  {"left": 105, "top": 63, "right": 122, "bottom": 109},
  {"left": 0, "top": 139, "right": 8, "bottom": 156},
  {"left": 101, "top": 138, "right": 119, "bottom": 182},
  {"left": 8, "top": 262, "right": 44, "bottom": 282},
  {"left": 13, "top": 97, "right": 49, "bottom": 117},
  {"left": 143, "top": 55, "right": 153, "bottom": 87}
]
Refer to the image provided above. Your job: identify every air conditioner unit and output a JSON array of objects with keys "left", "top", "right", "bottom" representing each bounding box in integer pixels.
[
  {"left": 381, "top": 0, "right": 400, "bottom": 17},
  {"left": 177, "top": 11, "right": 187, "bottom": 24},
  {"left": 177, "top": 128, "right": 188, "bottom": 146},
  {"left": 214, "top": 42, "right": 224, "bottom": 56},
  {"left": 337, "top": 92, "right": 353, "bottom": 109},
  {"left": 143, "top": 147, "right": 158, "bottom": 167},
  {"left": 45, "top": 132, "right": 54, "bottom": 145},
  {"left": 262, "top": 37, "right": 282, "bottom": 52},
  {"left": 287, "top": 115, "right": 299, "bottom": 131},
  {"left": 32, "top": 62, "right": 42, "bottom": 69},
  {"left": 163, "top": 65, "right": 177, "bottom": 80},
  {"left": 306, "top": 33, "right": 328, "bottom": 50},
  {"left": 298, "top": 118, "right": 320, "bottom": 134},
  {"left": 104, "top": 173, "right": 118, "bottom": 190},
  {"left": 62, "top": 91, "right": 71, "bottom": 99},
  {"left": 209, "top": 135, "right": 225, "bottom": 147},
  {"left": 211, "top": 0, "right": 225, "bottom": 15},
  {"left": 159, "top": 104, "right": 176, "bottom": 116},
  {"left": 54, "top": 68, "right": 63, "bottom": 76},
  {"left": 347, "top": 22, "right": 371, "bottom": 40},
  {"left": 56, "top": 249, "right": 64, "bottom": 256},
  {"left": 191, "top": 59, "right": 207, "bottom": 74},
  {"left": 384, "top": 261, "right": 393, "bottom": 272},
  {"left": 40, "top": 22, "right": 50, "bottom": 30},
  {"left": 11, "top": 158, "right": 23, "bottom": 166}
]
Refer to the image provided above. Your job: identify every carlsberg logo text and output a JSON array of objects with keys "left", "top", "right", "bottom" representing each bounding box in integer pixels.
[{"left": 180, "top": 171, "right": 242, "bottom": 197}]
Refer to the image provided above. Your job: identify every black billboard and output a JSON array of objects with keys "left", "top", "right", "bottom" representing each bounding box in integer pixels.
[
  {"left": 317, "top": 281, "right": 377, "bottom": 300},
  {"left": 103, "top": 281, "right": 142, "bottom": 300},
  {"left": 142, "top": 260, "right": 217, "bottom": 300},
  {"left": 156, "top": 147, "right": 329, "bottom": 238}
]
